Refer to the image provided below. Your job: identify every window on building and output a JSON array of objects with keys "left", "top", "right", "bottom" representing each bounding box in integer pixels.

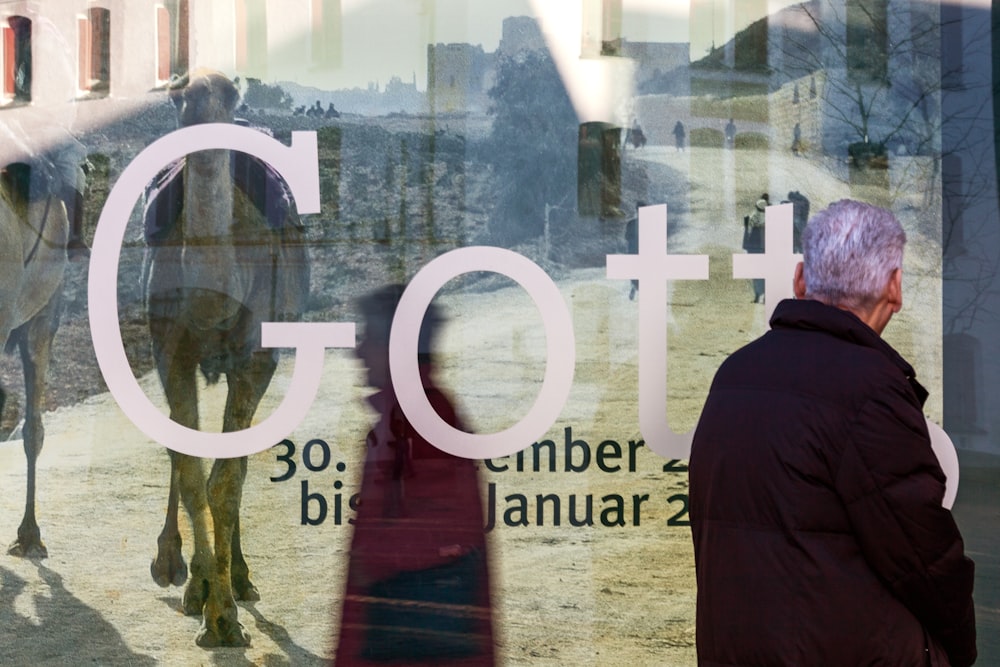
[
  {"left": 943, "top": 153, "right": 966, "bottom": 255},
  {"left": 2, "top": 15, "right": 32, "bottom": 103},
  {"left": 944, "top": 333, "right": 981, "bottom": 434},
  {"left": 0, "top": 162, "right": 31, "bottom": 211},
  {"left": 156, "top": 0, "right": 189, "bottom": 85},
  {"left": 601, "top": 0, "right": 622, "bottom": 56},
  {"left": 235, "top": 0, "right": 268, "bottom": 76},
  {"left": 581, "top": 0, "right": 621, "bottom": 57},
  {"left": 79, "top": 7, "right": 111, "bottom": 95},
  {"left": 941, "top": 2, "right": 964, "bottom": 90},
  {"left": 577, "top": 121, "right": 621, "bottom": 218},
  {"left": 846, "top": 0, "right": 888, "bottom": 82},
  {"left": 311, "top": 0, "right": 341, "bottom": 69}
]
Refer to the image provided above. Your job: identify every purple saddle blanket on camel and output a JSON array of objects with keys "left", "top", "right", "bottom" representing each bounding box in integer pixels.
[{"left": 143, "top": 150, "right": 293, "bottom": 245}]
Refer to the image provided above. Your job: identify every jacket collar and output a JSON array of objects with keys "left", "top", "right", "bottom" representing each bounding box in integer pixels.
[{"left": 769, "top": 298, "right": 929, "bottom": 406}]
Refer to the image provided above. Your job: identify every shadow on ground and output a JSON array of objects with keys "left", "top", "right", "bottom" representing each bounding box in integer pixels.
[{"left": 0, "top": 563, "right": 157, "bottom": 665}]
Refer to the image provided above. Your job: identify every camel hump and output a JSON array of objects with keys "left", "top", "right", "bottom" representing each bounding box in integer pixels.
[
  {"left": 230, "top": 150, "right": 292, "bottom": 230},
  {"left": 143, "top": 159, "right": 186, "bottom": 245},
  {"left": 144, "top": 150, "right": 293, "bottom": 245}
]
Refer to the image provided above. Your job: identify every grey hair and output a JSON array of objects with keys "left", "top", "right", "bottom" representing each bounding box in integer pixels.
[{"left": 800, "top": 199, "right": 906, "bottom": 311}]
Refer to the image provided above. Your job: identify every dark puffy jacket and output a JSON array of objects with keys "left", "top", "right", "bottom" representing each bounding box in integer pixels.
[{"left": 689, "top": 299, "right": 976, "bottom": 667}]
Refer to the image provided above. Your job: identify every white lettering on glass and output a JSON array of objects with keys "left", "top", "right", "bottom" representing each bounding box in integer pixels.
[
  {"left": 88, "top": 133, "right": 957, "bottom": 495},
  {"left": 390, "top": 246, "right": 576, "bottom": 459},
  {"left": 88, "top": 124, "right": 354, "bottom": 459},
  {"left": 605, "top": 204, "right": 710, "bottom": 459}
]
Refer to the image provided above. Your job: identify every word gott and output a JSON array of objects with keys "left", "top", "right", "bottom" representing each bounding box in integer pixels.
[{"left": 89, "top": 124, "right": 806, "bottom": 461}]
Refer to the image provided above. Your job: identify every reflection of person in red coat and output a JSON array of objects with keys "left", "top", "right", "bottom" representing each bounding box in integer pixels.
[{"left": 334, "top": 285, "right": 495, "bottom": 666}]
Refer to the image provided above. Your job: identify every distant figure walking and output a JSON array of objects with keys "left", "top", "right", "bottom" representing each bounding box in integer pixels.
[
  {"left": 625, "top": 119, "right": 646, "bottom": 149},
  {"left": 724, "top": 118, "right": 736, "bottom": 148},
  {"left": 785, "top": 190, "right": 810, "bottom": 253},
  {"left": 742, "top": 195, "right": 769, "bottom": 304},
  {"left": 673, "top": 121, "right": 686, "bottom": 152},
  {"left": 792, "top": 122, "right": 803, "bottom": 156},
  {"left": 623, "top": 201, "right": 647, "bottom": 300}
]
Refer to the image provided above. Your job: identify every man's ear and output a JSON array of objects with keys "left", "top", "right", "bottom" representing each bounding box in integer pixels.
[
  {"left": 793, "top": 261, "right": 807, "bottom": 299},
  {"left": 887, "top": 267, "right": 903, "bottom": 313}
]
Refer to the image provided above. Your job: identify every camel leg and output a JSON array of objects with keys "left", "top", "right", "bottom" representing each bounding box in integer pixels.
[
  {"left": 196, "top": 456, "right": 251, "bottom": 647},
  {"left": 195, "top": 351, "right": 275, "bottom": 648},
  {"left": 231, "top": 484, "right": 260, "bottom": 602},
  {"left": 7, "top": 294, "right": 60, "bottom": 559},
  {"left": 149, "top": 320, "right": 213, "bottom": 615},
  {"left": 226, "top": 351, "right": 274, "bottom": 603},
  {"left": 174, "top": 451, "right": 214, "bottom": 618},
  {"left": 150, "top": 450, "right": 188, "bottom": 588}
]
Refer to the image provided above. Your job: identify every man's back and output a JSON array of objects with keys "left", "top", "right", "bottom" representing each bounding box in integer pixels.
[{"left": 689, "top": 298, "right": 976, "bottom": 667}]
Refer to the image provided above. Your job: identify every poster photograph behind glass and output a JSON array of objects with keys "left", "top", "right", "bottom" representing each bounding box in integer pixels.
[{"left": 1, "top": 0, "right": 997, "bottom": 664}]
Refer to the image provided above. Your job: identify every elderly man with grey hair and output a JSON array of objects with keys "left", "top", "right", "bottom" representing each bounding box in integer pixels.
[{"left": 689, "top": 200, "right": 977, "bottom": 666}]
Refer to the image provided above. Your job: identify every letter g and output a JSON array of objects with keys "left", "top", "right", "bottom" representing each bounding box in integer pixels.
[{"left": 88, "top": 124, "right": 353, "bottom": 458}]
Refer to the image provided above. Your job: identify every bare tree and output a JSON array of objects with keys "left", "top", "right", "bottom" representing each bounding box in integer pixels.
[{"left": 777, "top": 0, "right": 944, "bottom": 165}]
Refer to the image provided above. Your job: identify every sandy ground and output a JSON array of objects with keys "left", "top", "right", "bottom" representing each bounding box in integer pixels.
[
  {"left": 0, "top": 264, "right": 699, "bottom": 666},
  {"left": 2, "top": 145, "right": 996, "bottom": 665}
]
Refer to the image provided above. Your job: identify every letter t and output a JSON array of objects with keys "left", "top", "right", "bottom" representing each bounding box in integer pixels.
[{"left": 606, "top": 204, "right": 708, "bottom": 459}]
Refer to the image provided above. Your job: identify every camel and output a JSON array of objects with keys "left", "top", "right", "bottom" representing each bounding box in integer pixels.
[
  {"left": 0, "top": 163, "right": 69, "bottom": 559},
  {"left": 144, "top": 70, "right": 310, "bottom": 647}
]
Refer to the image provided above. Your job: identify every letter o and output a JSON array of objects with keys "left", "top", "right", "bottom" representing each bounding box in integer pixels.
[{"left": 389, "top": 247, "right": 575, "bottom": 459}]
